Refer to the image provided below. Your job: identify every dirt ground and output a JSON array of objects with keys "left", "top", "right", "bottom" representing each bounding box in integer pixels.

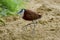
[{"left": 0, "top": 0, "right": 60, "bottom": 40}]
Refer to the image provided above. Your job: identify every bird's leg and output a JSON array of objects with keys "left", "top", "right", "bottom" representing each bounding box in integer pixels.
[
  {"left": 22, "top": 22, "right": 33, "bottom": 31},
  {"left": 22, "top": 20, "right": 37, "bottom": 32},
  {"left": 31, "top": 20, "right": 36, "bottom": 34},
  {"left": 32, "top": 20, "right": 38, "bottom": 28}
]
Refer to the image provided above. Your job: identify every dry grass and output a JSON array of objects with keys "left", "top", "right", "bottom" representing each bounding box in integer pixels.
[{"left": 0, "top": 0, "right": 60, "bottom": 40}]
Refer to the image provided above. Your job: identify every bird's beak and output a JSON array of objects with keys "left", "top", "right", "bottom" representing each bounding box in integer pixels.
[{"left": 17, "top": 11, "right": 20, "bottom": 14}]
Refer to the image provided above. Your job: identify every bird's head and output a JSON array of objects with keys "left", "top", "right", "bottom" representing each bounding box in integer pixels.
[
  {"left": 18, "top": 9, "right": 26, "bottom": 14},
  {"left": 17, "top": 9, "right": 26, "bottom": 17}
]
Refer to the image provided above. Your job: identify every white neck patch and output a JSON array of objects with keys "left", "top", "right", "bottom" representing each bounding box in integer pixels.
[{"left": 20, "top": 9, "right": 25, "bottom": 17}]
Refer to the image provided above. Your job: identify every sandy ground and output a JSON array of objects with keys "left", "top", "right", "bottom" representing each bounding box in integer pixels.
[{"left": 0, "top": 0, "right": 60, "bottom": 40}]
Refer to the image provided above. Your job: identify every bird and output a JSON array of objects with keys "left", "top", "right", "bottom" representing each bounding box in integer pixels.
[
  {"left": 17, "top": 9, "right": 42, "bottom": 31},
  {"left": 18, "top": 9, "right": 42, "bottom": 21}
]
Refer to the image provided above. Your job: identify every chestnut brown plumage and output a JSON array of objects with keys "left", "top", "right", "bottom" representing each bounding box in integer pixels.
[{"left": 22, "top": 9, "right": 41, "bottom": 21}]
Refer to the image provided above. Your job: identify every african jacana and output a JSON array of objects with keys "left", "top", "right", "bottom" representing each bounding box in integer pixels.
[
  {"left": 18, "top": 9, "right": 42, "bottom": 33},
  {"left": 18, "top": 9, "right": 41, "bottom": 21}
]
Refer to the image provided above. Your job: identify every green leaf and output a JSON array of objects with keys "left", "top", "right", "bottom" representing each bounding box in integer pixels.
[{"left": 0, "top": 0, "right": 25, "bottom": 12}]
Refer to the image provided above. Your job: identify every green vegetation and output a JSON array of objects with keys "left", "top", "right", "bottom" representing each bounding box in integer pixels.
[
  {"left": 0, "top": 0, "right": 26, "bottom": 16},
  {"left": 0, "top": 0, "right": 26, "bottom": 25}
]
